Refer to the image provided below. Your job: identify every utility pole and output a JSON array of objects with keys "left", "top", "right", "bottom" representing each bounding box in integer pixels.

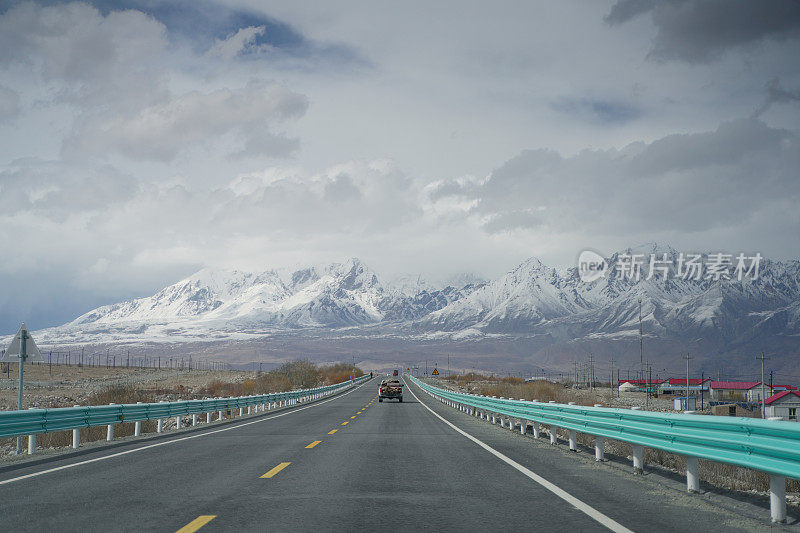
[
  {"left": 757, "top": 352, "right": 769, "bottom": 418},
  {"left": 684, "top": 352, "right": 693, "bottom": 409},
  {"left": 610, "top": 358, "right": 616, "bottom": 399},
  {"left": 639, "top": 297, "right": 644, "bottom": 386},
  {"left": 770, "top": 371, "right": 773, "bottom": 400},
  {"left": 588, "top": 354, "right": 595, "bottom": 390},
  {"left": 700, "top": 372, "right": 705, "bottom": 410}
]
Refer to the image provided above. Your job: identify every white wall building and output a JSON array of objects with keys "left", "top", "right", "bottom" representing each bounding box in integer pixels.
[{"left": 764, "top": 391, "right": 800, "bottom": 421}]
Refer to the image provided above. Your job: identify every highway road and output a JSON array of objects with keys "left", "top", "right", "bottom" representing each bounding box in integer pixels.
[{"left": 0, "top": 376, "right": 790, "bottom": 532}]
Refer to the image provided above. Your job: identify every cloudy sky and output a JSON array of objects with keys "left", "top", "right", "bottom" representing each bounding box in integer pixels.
[{"left": 1, "top": 0, "right": 799, "bottom": 331}]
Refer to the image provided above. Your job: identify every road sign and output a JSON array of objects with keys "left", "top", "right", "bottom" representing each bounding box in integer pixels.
[
  {"left": 2, "top": 323, "right": 43, "bottom": 362},
  {"left": 3, "top": 323, "right": 43, "bottom": 455},
  {"left": 432, "top": 368, "right": 439, "bottom": 376}
]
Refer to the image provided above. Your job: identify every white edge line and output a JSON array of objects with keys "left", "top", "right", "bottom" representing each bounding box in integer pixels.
[
  {"left": 405, "top": 377, "right": 634, "bottom": 533},
  {"left": 0, "top": 379, "right": 372, "bottom": 487}
]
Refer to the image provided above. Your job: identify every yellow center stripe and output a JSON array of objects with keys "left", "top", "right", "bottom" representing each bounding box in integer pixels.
[
  {"left": 341, "top": 421, "right": 349, "bottom": 425},
  {"left": 260, "top": 462, "right": 291, "bottom": 478},
  {"left": 350, "top": 416, "right": 357, "bottom": 419},
  {"left": 328, "top": 429, "right": 338, "bottom": 434},
  {"left": 176, "top": 515, "right": 216, "bottom": 533},
  {"left": 305, "top": 440, "right": 322, "bottom": 449}
]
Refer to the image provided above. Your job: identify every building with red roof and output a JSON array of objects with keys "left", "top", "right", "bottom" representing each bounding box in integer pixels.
[
  {"left": 764, "top": 391, "right": 800, "bottom": 421},
  {"left": 709, "top": 381, "right": 768, "bottom": 403}
]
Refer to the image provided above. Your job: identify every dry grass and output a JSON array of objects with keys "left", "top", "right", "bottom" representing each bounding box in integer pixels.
[{"left": 475, "top": 380, "right": 605, "bottom": 406}]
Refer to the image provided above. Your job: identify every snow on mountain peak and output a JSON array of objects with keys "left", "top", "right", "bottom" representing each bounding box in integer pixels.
[{"left": 34, "top": 248, "right": 800, "bottom": 360}]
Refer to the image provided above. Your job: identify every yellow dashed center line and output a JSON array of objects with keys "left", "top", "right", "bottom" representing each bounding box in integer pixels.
[
  {"left": 305, "top": 440, "right": 322, "bottom": 449},
  {"left": 260, "top": 462, "right": 291, "bottom": 478},
  {"left": 176, "top": 515, "right": 216, "bottom": 533},
  {"left": 350, "top": 415, "right": 357, "bottom": 419},
  {"left": 341, "top": 421, "right": 349, "bottom": 425},
  {"left": 328, "top": 429, "right": 338, "bottom": 434}
]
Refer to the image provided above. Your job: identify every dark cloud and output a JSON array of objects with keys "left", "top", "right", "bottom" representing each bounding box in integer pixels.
[
  {"left": 551, "top": 97, "right": 642, "bottom": 125},
  {"left": 605, "top": 0, "right": 800, "bottom": 63},
  {"left": 626, "top": 118, "right": 790, "bottom": 177},
  {"left": 753, "top": 78, "right": 800, "bottom": 117},
  {"left": 604, "top": 0, "right": 657, "bottom": 24},
  {"left": 433, "top": 118, "right": 800, "bottom": 234}
]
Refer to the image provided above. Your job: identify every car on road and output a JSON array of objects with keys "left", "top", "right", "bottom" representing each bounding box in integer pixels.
[{"left": 379, "top": 379, "right": 403, "bottom": 402}]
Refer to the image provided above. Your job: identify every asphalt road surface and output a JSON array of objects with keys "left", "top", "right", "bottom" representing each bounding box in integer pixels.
[{"left": 0, "top": 376, "right": 793, "bottom": 532}]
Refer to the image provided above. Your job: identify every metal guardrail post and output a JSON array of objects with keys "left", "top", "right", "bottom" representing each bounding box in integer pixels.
[
  {"left": 192, "top": 414, "right": 197, "bottom": 426},
  {"left": 632, "top": 445, "right": 644, "bottom": 474},
  {"left": 72, "top": 405, "right": 81, "bottom": 448},
  {"left": 770, "top": 475, "right": 787, "bottom": 523},
  {"left": 686, "top": 456, "right": 699, "bottom": 492},
  {"left": 107, "top": 403, "right": 115, "bottom": 441},
  {"left": 595, "top": 437, "right": 604, "bottom": 461},
  {"left": 550, "top": 425, "right": 558, "bottom": 445},
  {"left": 135, "top": 402, "right": 143, "bottom": 436},
  {"left": 157, "top": 401, "right": 165, "bottom": 433},
  {"left": 27, "top": 408, "right": 36, "bottom": 455}
]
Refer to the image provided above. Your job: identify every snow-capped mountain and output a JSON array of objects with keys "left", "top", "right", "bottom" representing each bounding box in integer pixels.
[
  {"left": 30, "top": 246, "right": 800, "bottom": 368},
  {"left": 417, "top": 243, "right": 800, "bottom": 354},
  {"left": 36, "top": 258, "right": 481, "bottom": 343}
]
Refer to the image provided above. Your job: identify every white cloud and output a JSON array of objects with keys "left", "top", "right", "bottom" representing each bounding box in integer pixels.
[
  {"left": 206, "top": 25, "right": 271, "bottom": 60},
  {"left": 1, "top": 1, "right": 799, "bottom": 331},
  {"left": 0, "top": 2, "right": 169, "bottom": 106},
  {"left": 64, "top": 80, "right": 307, "bottom": 161}
]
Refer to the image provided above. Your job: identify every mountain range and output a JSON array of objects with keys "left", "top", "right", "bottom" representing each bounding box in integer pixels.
[{"left": 23, "top": 244, "right": 800, "bottom": 373}]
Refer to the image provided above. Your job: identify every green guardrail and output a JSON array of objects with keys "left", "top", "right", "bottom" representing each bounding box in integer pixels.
[
  {"left": 412, "top": 375, "right": 800, "bottom": 522},
  {"left": 0, "top": 374, "right": 371, "bottom": 439},
  {"left": 410, "top": 376, "right": 800, "bottom": 480}
]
